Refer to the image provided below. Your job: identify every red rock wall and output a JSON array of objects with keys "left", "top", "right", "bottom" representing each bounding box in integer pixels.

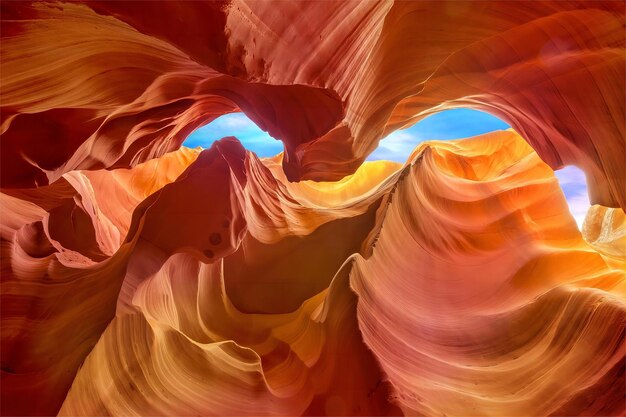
[
  {"left": 1, "top": 2, "right": 624, "bottom": 416},
  {"left": 2, "top": 1, "right": 624, "bottom": 206}
]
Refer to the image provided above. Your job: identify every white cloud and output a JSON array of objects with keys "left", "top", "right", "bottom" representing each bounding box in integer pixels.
[
  {"left": 554, "top": 166, "right": 590, "bottom": 230},
  {"left": 367, "top": 131, "right": 422, "bottom": 162},
  {"left": 218, "top": 113, "right": 257, "bottom": 129},
  {"left": 554, "top": 165, "right": 587, "bottom": 185},
  {"left": 565, "top": 190, "right": 590, "bottom": 229}
]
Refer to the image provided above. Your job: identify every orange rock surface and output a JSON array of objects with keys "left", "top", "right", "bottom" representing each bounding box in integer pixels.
[
  {"left": 1, "top": 2, "right": 625, "bottom": 416},
  {"left": 2, "top": 1, "right": 624, "bottom": 207}
]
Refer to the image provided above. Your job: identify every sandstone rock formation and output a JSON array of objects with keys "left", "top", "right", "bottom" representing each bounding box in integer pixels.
[
  {"left": 1, "top": 1, "right": 624, "bottom": 416},
  {"left": 2, "top": 1, "right": 624, "bottom": 207}
]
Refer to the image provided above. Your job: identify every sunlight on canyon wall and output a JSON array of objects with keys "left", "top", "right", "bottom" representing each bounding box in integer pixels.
[{"left": 1, "top": 1, "right": 625, "bottom": 416}]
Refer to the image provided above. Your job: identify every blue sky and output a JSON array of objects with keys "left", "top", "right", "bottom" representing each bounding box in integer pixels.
[
  {"left": 553, "top": 166, "right": 590, "bottom": 229},
  {"left": 183, "top": 110, "right": 589, "bottom": 229},
  {"left": 184, "top": 113, "right": 283, "bottom": 157},
  {"left": 366, "top": 109, "right": 509, "bottom": 161}
]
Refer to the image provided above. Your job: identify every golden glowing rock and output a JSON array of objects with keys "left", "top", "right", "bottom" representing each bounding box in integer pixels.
[
  {"left": 4, "top": 130, "right": 622, "bottom": 416},
  {"left": 1, "top": 1, "right": 624, "bottom": 207},
  {"left": 583, "top": 205, "right": 626, "bottom": 271},
  {"left": 1, "top": 2, "right": 625, "bottom": 416}
]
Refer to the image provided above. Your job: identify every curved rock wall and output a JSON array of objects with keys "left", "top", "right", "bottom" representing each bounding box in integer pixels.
[
  {"left": 1, "top": 2, "right": 624, "bottom": 416},
  {"left": 2, "top": 1, "right": 624, "bottom": 206}
]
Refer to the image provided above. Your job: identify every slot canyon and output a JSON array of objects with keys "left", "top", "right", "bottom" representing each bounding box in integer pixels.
[{"left": 1, "top": 1, "right": 624, "bottom": 416}]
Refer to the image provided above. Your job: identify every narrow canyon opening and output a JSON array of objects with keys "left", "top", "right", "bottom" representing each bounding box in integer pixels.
[
  {"left": 183, "top": 109, "right": 590, "bottom": 230},
  {"left": 183, "top": 112, "right": 282, "bottom": 157},
  {"left": 2, "top": 3, "right": 623, "bottom": 416}
]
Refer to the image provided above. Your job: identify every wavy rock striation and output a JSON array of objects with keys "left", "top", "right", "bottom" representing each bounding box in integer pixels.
[
  {"left": 1, "top": 1, "right": 624, "bottom": 207},
  {"left": 2, "top": 130, "right": 624, "bottom": 416},
  {"left": 1, "top": 1, "right": 625, "bottom": 416}
]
